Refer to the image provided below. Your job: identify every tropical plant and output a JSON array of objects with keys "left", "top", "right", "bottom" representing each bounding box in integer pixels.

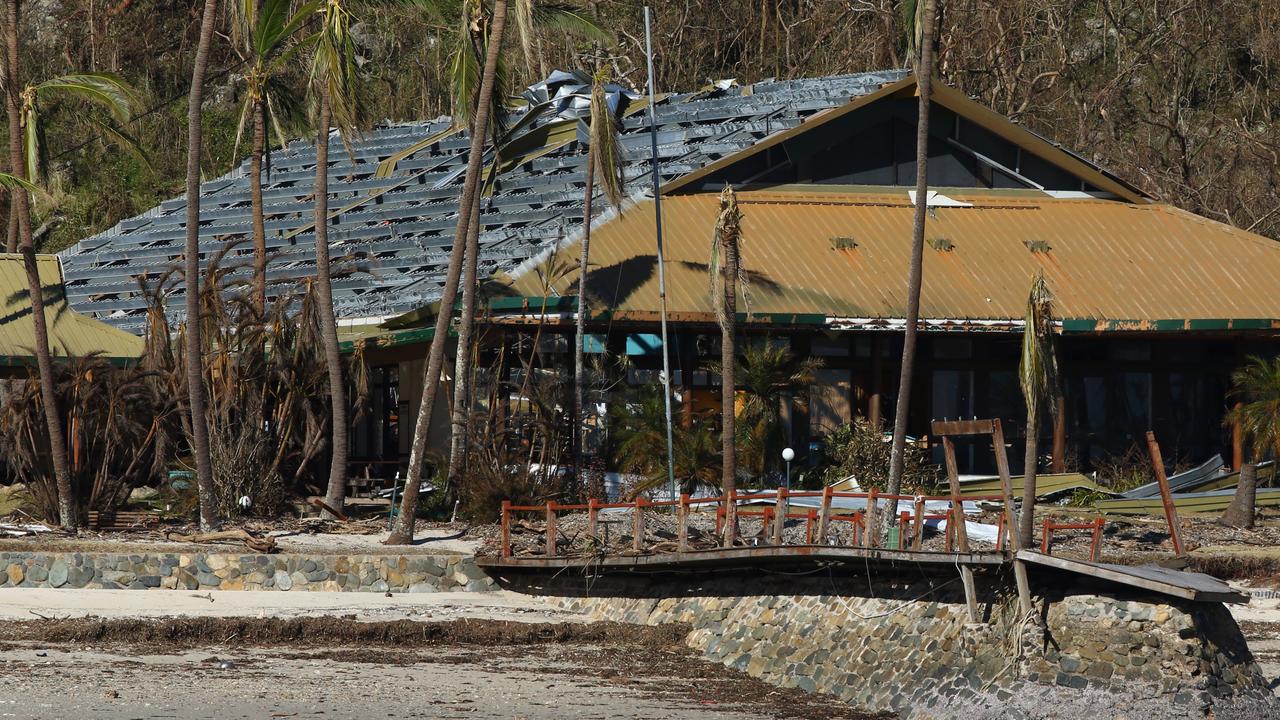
[
  {"left": 142, "top": 245, "right": 338, "bottom": 518},
  {"left": 233, "top": 0, "right": 318, "bottom": 315},
  {"left": 183, "top": 0, "right": 222, "bottom": 532},
  {"left": 1226, "top": 355, "right": 1280, "bottom": 463},
  {"left": 718, "top": 341, "right": 820, "bottom": 482},
  {"left": 710, "top": 183, "right": 743, "bottom": 545},
  {"left": 0, "top": 354, "right": 176, "bottom": 523},
  {"left": 573, "top": 69, "right": 624, "bottom": 495},
  {"left": 310, "top": 0, "right": 365, "bottom": 520},
  {"left": 389, "top": 0, "right": 510, "bottom": 545},
  {"left": 884, "top": 0, "right": 939, "bottom": 531},
  {"left": 1018, "top": 271, "right": 1059, "bottom": 547},
  {"left": 3, "top": 0, "right": 144, "bottom": 529},
  {"left": 610, "top": 383, "right": 720, "bottom": 496},
  {"left": 818, "top": 418, "right": 936, "bottom": 492}
]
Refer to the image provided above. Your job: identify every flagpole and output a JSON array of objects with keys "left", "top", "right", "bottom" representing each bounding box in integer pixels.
[{"left": 644, "top": 6, "right": 678, "bottom": 502}]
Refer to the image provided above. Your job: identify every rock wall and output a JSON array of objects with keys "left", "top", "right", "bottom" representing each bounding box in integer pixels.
[
  {"left": 554, "top": 584, "right": 1277, "bottom": 720},
  {"left": 0, "top": 551, "right": 495, "bottom": 592}
]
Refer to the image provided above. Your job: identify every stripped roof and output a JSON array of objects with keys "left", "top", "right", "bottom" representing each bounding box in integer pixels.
[
  {"left": 59, "top": 69, "right": 909, "bottom": 334},
  {"left": 0, "top": 255, "right": 143, "bottom": 364},
  {"left": 506, "top": 186, "right": 1280, "bottom": 331}
]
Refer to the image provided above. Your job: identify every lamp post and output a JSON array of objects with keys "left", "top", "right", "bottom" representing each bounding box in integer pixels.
[{"left": 782, "top": 447, "right": 795, "bottom": 490}]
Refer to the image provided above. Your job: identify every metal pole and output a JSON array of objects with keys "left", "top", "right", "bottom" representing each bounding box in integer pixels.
[{"left": 644, "top": 6, "right": 678, "bottom": 503}]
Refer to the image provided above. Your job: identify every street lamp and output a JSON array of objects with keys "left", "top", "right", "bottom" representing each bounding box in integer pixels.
[{"left": 781, "top": 447, "right": 795, "bottom": 490}]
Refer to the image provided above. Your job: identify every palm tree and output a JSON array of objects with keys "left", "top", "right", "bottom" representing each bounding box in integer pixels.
[
  {"left": 732, "top": 342, "right": 820, "bottom": 481},
  {"left": 1226, "top": 355, "right": 1280, "bottom": 462},
  {"left": 572, "top": 70, "right": 624, "bottom": 496},
  {"left": 312, "top": 0, "right": 363, "bottom": 520},
  {"left": 612, "top": 383, "right": 719, "bottom": 496},
  {"left": 5, "top": 0, "right": 143, "bottom": 529},
  {"left": 710, "top": 183, "right": 743, "bottom": 546},
  {"left": 234, "top": 0, "right": 317, "bottom": 316},
  {"left": 1018, "top": 272, "right": 1059, "bottom": 548},
  {"left": 388, "top": 0, "right": 509, "bottom": 545},
  {"left": 884, "top": 0, "right": 938, "bottom": 529},
  {"left": 185, "top": 0, "right": 222, "bottom": 532}
]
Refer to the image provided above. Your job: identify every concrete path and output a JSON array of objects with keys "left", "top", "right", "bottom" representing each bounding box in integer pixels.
[{"left": 0, "top": 587, "right": 580, "bottom": 623}]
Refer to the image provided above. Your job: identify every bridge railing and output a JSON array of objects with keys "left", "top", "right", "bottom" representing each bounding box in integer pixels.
[{"left": 498, "top": 487, "right": 1011, "bottom": 559}]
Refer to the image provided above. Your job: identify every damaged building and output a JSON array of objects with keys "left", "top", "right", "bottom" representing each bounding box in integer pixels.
[{"left": 59, "top": 70, "right": 1280, "bottom": 478}]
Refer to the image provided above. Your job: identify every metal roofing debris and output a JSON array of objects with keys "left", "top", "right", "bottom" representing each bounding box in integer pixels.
[
  {"left": 0, "top": 254, "right": 143, "bottom": 364},
  {"left": 506, "top": 186, "right": 1280, "bottom": 329},
  {"left": 58, "top": 69, "right": 908, "bottom": 334}
]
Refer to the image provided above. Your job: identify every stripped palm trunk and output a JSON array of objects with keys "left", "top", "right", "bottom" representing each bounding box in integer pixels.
[
  {"left": 446, "top": 183, "right": 483, "bottom": 489},
  {"left": 315, "top": 92, "right": 350, "bottom": 520},
  {"left": 6, "top": 0, "right": 76, "bottom": 528},
  {"left": 250, "top": 95, "right": 268, "bottom": 316},
  {"left": 388, "top": 0, "right": 508, "bottom": 545},
  {"left": 712, "top": 185, "right": 742, "bottom": 546},
  {"left": 884, "top": 0, "right": 937, "bottom": 532},
  {"left": 184, "top": 0, "right": 221, "bottom": 531}
]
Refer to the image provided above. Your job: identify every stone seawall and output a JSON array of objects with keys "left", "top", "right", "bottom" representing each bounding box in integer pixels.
[
  {"left": 0, "top": 551, "right": 495, "bottom": 593},
  {"left": 553, "top": 584, "right": 1277, "bottom": 720}
]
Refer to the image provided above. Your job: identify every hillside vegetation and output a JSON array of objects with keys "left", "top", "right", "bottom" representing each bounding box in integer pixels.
[{"left": 13, "top": 0, "right": 1279, "bottom": 251}]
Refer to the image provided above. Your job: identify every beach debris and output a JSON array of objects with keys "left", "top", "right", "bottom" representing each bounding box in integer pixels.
[{"left": 165, "top": 529, "right": 277, "bottom": 553}]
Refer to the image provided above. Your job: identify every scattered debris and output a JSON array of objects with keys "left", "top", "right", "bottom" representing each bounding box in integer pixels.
[{"left": 164, "top": 529, "right": 277, "bottom": 553}]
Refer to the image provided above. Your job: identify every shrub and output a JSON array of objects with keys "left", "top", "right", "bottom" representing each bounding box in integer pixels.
[{"left": 818, "top": 418, "right": 938, "bottom": 493}]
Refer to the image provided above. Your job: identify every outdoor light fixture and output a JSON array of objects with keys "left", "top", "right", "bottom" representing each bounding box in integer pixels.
[{"left": 782, "top": 447, "right": 795, "bottom": 490}]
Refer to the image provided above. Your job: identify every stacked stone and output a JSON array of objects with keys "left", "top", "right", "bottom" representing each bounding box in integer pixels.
[
  {"left": 0, "top": 551, "right": 495, "bottom": 593},
  {"left": 555, "top": 587, "right": 1277, "bottom": 720}
]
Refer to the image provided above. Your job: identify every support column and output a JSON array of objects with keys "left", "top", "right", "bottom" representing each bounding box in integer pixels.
[
  {"left": 1051, "top": 393, "right": 1066, "bottom": 473},
  {"left": 1232, "top": 401, "right": 1245, "bottom": 471},
  {"left": 868, "top": 336, "right": 883, "bottom": 426}
]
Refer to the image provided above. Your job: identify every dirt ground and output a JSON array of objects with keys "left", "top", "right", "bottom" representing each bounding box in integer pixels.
[{"left": 0, "top": 617, "right": 878, "bottom": 720}]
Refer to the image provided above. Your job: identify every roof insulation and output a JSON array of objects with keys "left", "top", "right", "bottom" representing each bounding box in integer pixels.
[{"left": 59, "top": 69, "right": 909, "bottom": 334}]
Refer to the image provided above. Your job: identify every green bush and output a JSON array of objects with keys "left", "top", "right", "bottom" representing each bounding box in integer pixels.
[{"left": 818, "top": 419, "right": 938, "bottom": 493}]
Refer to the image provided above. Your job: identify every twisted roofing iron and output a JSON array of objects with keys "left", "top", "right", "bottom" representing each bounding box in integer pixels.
[{"left": 59, "top": 69, "right": 909, "bottom": 334}]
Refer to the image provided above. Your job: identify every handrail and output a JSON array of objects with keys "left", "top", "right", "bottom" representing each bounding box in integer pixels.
[{"left": 500, "top": 487, "right": 1020, "bottom": 559}]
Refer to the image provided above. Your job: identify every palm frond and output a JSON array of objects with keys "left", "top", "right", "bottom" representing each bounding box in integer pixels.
[
  {"left": 0, "top": 172, "right": 42, "bottom": 195},
  {"left": 34, "top": 73, "right": 141, "bottom": 124},
  {"left": 513, "top": 0, "right": 535, "bottom": 72},
  {"left": 310, "top": 0, "right": 363, "bottom": 137},
  {"left": 87, "top": 117, "right": 152, "bottom": 173},
  {"left": 709, "top": 184, "right": 742, "bottom": 331},
  {"left": 1019, "top": 271, "right": 1059, "bottom": 418},
  {"left": 588, "top": 72, "right": 624, "bottom": 209},
  {"left": 534, "top": 5, "right": 611, "bottom": 45}
]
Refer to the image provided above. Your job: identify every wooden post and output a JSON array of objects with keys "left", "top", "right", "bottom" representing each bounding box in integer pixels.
[
  {"left": 1040, "top": 519, "right": 1051, "bottom": 554},
  {"left": 677, "top": 493, "right": 690, "bottom": 551},
  {"left": 816, "top": 486, "right": 832, "bottom": 544},
  {"left": 806, "top": 509, "right": 817, "bottom": 543},
  {"left": 868, "top": 336, "right": 883, "bottom": 426},
  {"left": 865, "top": 489, "right": 879, "bottom": 548},
  {"left": 942, "top": 436, "right": 969, "bottom": 551},
  {"left": 898, "top": 511, "right": 910, "bottom": 549},
  {"left": 912, "top": 496, "right": 925, "bottom": 550},
  {"left": 1051, "top": 393, "right": 1067, "bottom": 473},
  {"left": 545, "top": 502, "right": 558, "bottom": 557},
  {"left": 772, "top": 488, "right": 788, "bottom": 545},
  {"left": 1090, "top": 518, "right": 1104, "bottom": 562},
  {"left": 1145, "top": 431, "right": 1185, "bottom": 556},
  {"left": 587, "top": 498, "right": 599, "bottom": 546},
  {"left": 991, "top": 420, "right": 1019, "bottom": 552},
  {"left": 724, "top": 489, "right": 739, "bottom": 546},
  {"left": 500, "top": 500, "right": 512, "bottom": 558},
  {"left": 633, "top": 497, "right": 646, "bottom": 553}
]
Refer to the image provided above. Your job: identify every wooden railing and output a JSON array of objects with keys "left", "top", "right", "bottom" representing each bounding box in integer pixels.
[
  {"left": 1041, "top": 517, "right": 1105, "bottom": 561},
  {"left": 498, "top": 487, "right": 1009, "bottom": 559}
]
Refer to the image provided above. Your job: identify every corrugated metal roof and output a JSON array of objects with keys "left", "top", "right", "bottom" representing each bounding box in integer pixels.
[
  {"left": 58, "top": 70, "right": 908, "bottom": 334},
  {"left": 0, "top": 254, "right": 144, "bottom": 362},
  {"left": 508, "top": 186, "right": 1280, "bottom": 328}
]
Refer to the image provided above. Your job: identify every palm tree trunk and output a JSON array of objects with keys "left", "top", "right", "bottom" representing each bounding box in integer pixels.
[
  {"left": 1020, "top": 409, "right": 1039, "bottom": 548},
  {"left": 720, "top": 233, "right": 738, "bottom": 547},
  {"left": 884, "top": 0, "right": 937, "bottom": 531},
  {"left": 445, "top": 183, "right": 482, "bottom": 490},
  {"left": 184, "top": 0, "right": 220, "bottom": 532},
  {"left": 315, "top": 92, "right": 350, "bottom": 520},
  {"left": 6, "top": 195, "right": 16, "bottom": 252},
  {"left": 574, "top": 141, "right": 596, "bottom": 497},
  {"left": 6, "top": 0, "right": 76, "bottom": 528},
  {"left": 250, "top": 96, "right": 268, "bottom": 317},
  {"left": 388, "top": 0, "right": 507, "bottom": 545}
]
